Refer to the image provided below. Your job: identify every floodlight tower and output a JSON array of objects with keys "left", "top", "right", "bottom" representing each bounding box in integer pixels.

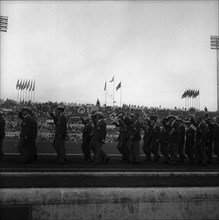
[
  {"left": 211, "top": 35, "right": 219, "bottom": 111},
  {"left": 0, "top": 16, "right": 8, "bottom": 100}
]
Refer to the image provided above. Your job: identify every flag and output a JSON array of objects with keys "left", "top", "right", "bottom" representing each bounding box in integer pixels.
[
  {"left": 29, "top": 81, "right": 33, "bottom": 91},
  {"left": 26, "top": 80, "right": 30, "bottom": 90},
  {"left": 16, "top": 79, "right": 20, "bottom": 90},
  {"left": 23, "top": 80, "right": 28, "bottom": 90},
  {"left": 193, "top": 90, "right": 198, "bottom": 98},
  {"left": 183, "top": 89, "right": 188, "bottom": 98},
  {"left": 187, "top": 89, "right": 192, "bottom": 98},
  {"left": 181, "top": 90, "right": 186, "bottom": 99},
  {"left": 21, "top": 80, "right": 25, "bottom": 90},
  {"left": 116, "top": 82, "right": 121, "bottom": 91},
  {"left": 191, "top": 89, "right": 195, "bottom": 98},
  {"left": 96, "top": 98, "right": 100, "bottom": 107},
  {"left": 32, "top": 80, "right": 35, "bottom": 91},
  {"left": 109, "top": 76, "right": 114, "bottom": 83},
  {"left": 19, "top": 79, "right": 23, "bottom": 90},
  {"left": 104, "top": 81, "right": 107, "bottom": 91}
]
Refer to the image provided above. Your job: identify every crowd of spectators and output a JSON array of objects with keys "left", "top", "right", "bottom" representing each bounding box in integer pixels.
[{"left": 0, "top": 98, "right": 216, "bottom": 143}]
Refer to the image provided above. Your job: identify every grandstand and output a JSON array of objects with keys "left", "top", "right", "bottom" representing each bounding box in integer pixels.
[{"left": 1, "top": 98, "right": 218, "bottom": 142}]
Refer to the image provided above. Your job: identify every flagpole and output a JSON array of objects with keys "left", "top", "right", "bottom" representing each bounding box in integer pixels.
[
  {"left": 25, "top": 88, "right": 27, "bottom": 103},
  {"left": 104, "top": 81, "right": 107, "bottom": 107},
  {"left": 120, "top": 84, "right": 122, "bottom": 107},
  {"left": 199, "top": 90, "right": 200, "bottom": 110},
  {"left": 113, "top": 77, "right": 115, "bottom": 107},
  {"left": 34, "top": 80, "right": 36, "bottom": 103},
  {"left": 105, "top": 89, "right": 107, "bottom": 107},
  {"left": 23, "top": 89, "right": 24, "bottom": 102},
  {"left": 19, "top": 88, "right": 21, "bottom": 102}
]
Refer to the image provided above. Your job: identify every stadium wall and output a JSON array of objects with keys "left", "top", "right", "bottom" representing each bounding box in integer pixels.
[{"left": 0, "top": 187, "right": 219, "bottom": 220}]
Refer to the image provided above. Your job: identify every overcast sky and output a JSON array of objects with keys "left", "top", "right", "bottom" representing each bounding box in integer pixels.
[{"left": 0, "top": 1, "right": 218, "bottom": 110}]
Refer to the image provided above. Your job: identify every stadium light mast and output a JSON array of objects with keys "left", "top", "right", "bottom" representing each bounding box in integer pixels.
[
  {"left": 211, "top": 35, "right": 219, "bottom": 111},
  {"left": 0, "top": 16, "right": 8, "bottom": 101}
]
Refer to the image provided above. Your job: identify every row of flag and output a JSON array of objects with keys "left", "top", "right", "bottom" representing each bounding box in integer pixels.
[
  {"left": 16, "top": 79, "right": 35, "bottom": 91},
  {"left": 104, "top": 76, "right": 121, "bottom": 91},
  {"left": 181, "top": 89, "right": 200, "bottom": 99}
]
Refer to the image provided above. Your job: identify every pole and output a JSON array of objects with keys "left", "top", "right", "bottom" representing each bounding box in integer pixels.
[
  {"left": 34, "top": 82, "right": 35, "bottom": 103},
  {"left": 105, "top": 86, "right": 107, "bottom": 107},
  {"left": 113, "top": 78, "right": 115, "bottom": 107},
  {"left": 217, "top": 48, "right": 219, "bottom": 111},
  {"left": 199, "top": 90, "right": 200, "bottom": 110},
  {"left": 218, "top": 0, "right": 219, "bottom": 111},
  {"left": 25, "top": 88, "right": 27, "bottom": 103},
  {"left": 120, "top": 85, "right": 122, "bottom": 107},
  {"left": 22, "top": 89, "right": 25, "bottom": 102},
  {"left": 17, "top": 89, "right": 19, "bottom": 103},
  {"left": 19, "top": 89, "right": 21, "bottom": 102},
  {"left": 0, "top": 33, "right": 1, "bottom": 101},
  {"left": 30, "top": 89, "right": 32, "bottom": 103}
]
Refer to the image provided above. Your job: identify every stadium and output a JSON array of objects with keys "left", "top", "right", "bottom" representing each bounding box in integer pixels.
[{"left": 0, "top": 1, "right": 219, "bottom": 220}]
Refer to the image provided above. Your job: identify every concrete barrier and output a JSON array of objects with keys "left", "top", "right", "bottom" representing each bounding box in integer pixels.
[{"left": 1, "top": 187, "right": 219, "bottom": 220}]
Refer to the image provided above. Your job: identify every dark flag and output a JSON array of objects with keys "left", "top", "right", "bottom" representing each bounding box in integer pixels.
[
  {"left": 184, "top": 89, "right": 189, "bottom": 98},
  {"left": 109, "top": 76, "right": 114, "bottom": 83},
  {"left": 26, "top": 80, "right": 30, "bottom": 90},
  {"left": 96, "top": 99, "right": 100, "bottom": 107},
  {"left": 188, "top": 89, "right": 192, "bottom": 98},
  {"left": 21, "top": 80, "right": 26, "bottom": 90},
  {"left": 29, "top": 81, "right": 33, "bottom": 91},
  {"left": 16, "top": 79, "right": 20, "bottom": 90},
  {"left": 116, "top": 82, "right": 121, "bottom": 91},
  {"left": 32, "top": 80, "right": 35, "bottom": 91},
  {"left": 181, "top": 90, "right": 186, "bottom": 99},
  {"left": 104, "top": 81, "right": 107, "bottom": 91}
]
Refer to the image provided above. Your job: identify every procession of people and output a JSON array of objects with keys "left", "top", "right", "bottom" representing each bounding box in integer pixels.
[{"left": 0, "top": 103, "right": 219, "bottom": 166}]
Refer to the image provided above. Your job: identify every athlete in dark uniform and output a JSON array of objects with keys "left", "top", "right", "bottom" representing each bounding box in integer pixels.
[
  {"left": 128, "top": 113, "right": 142, "bottom": 165},
  {"left": 142, "top": 119, "right": 153, "bottom": 161},
  {"left": 150, "top": 116, "right": 161, "bottom": 162},
  {"left": 185, "top": 121, "right": 195, "bottom": 164},
  {"left": 50, "top": 105, "right": 67, "bottom": 165},
  {"left": 80, "top": 115, "right": 93, "bottom": 162},
  {"left": 0, "top": 110, "right": 5, "bottom": 160},
  {"left": 90, "top": 111, "right": 109, "bottom": 164},
  {"left": 213, "top": 116, "right": 219, "bottom": 163},
  {"left": 17, "top": 107, "right": 34, "bottom": 163}
]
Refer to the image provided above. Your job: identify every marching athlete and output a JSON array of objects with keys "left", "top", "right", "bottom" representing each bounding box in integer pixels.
[{"left": 50, "top": 105, "right": 68, "bottom": 165}]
